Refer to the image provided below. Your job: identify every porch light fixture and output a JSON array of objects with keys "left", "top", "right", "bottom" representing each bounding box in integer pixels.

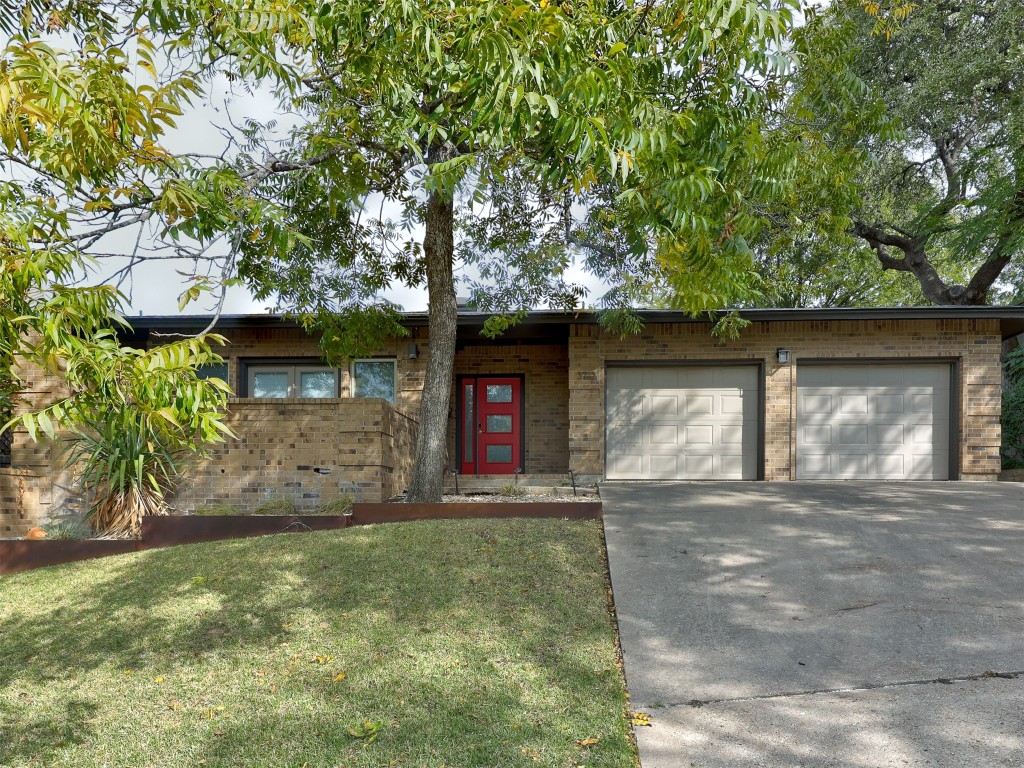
[
  {"left": 408, "top": 343, "right": 419, "bottom": 359},
  {"left": 776, "top": 348, "right": 791, "bottom": 364}
]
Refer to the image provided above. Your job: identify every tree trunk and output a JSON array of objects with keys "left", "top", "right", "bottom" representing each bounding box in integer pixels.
[{"left": 405, "top": 174, "right": 457, "bottom": 503}]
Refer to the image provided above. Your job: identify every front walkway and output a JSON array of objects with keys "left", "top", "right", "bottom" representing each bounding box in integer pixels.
[{"left": 602, "top": 481, "right": 1024, "bottom": 767}]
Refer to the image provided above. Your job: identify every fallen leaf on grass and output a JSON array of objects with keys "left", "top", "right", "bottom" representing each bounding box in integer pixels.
[
  {"left": 576, "top": 737, "right": 600, "bottom": 746},
  {"left": 347, "top": 720, "right": 382, "bottom": 744},
  {"left": 314, "top": 654, "right": 333, "bottom": 665},
  {"left": 332, "top": 672, "right": 347, "bottom": 682},
  {"left": 153, "top": 676, "right": 165, "bottom": 683},
  {"left": 631, "top": 712, "right": 652, "bottom": 727}
]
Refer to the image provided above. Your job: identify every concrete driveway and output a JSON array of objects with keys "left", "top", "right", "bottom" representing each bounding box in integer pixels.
[{"left": 601, "top": 482, "right": 1024, "bottom": 767}]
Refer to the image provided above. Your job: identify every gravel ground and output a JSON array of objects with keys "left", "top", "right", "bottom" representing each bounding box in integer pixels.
[{"left": 442, "top": 491, "right": 599, "bottom": 503}]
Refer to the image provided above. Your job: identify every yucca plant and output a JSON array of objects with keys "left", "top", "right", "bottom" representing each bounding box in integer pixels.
[
  {"left": 45, "top": 517, "right": 92, "bottom": 541},
  {"left": 64, "top": 409, "right": 184, "bottom": 537},
  {"left": 16, "top": 329, "right": 234, "bottom": 537}
]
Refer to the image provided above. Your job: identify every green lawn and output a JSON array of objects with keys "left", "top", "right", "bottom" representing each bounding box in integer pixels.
[{"left": 0, "top": 519, "right": 635, "bottom": 767}]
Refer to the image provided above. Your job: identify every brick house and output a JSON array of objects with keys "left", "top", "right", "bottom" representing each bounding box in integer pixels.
[{"left": 3, "top": 305, "right": 1024, "bottom": 533}]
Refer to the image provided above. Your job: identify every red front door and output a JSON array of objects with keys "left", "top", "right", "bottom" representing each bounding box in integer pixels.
[{"left": 459, "top": 376, "right": 522, "bottom": 475}]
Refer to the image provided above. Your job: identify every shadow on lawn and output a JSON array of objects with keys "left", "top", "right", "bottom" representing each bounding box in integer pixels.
[
  {"left": 0, "top": 699, "right": 98, "bottom": 766},
  {"left": 0, "top": 519, "right": 630, "bottom": 767}
]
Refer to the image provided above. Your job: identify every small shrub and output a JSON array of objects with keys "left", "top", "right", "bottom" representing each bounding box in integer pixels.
[
  {"left": 1003, "top": 347, "right": 1024, "bottom": 470},
  {"left": 499, "top": 482, "right": 526, "bottom": 498},
  {"left": 195, "top": 503, "right": 240, "bottom": 517},
  {"left": 317, "top": 495, "right": 355, "bottom": 516},
  {"left": 252, "top": 496, "right": 298, "bottom": 516},
  {"left": 45, "top": 518, "right": 93, "bottom": 540}
]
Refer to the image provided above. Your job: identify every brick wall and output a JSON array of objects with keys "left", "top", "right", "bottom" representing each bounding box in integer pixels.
[
  {"left": 168, "top": 398, "right": 418, "bottom": 511},
  {"left": 0, "top": 469, "right": 43, "bottom": 538},
  {"left": 568, "top": 318, "right": 1003, "bottom": 481},
  {"left": 212, "top": 330, "right": 571, "bottom": 476},
  {"left": 3, "top": 351, "right": 84, "bottom": 533},
  {"left": 449, "top": 343, "right": 570, "bottom": 474},
  {"left": 201, "top": 325, "right": 429, "bottom": 420}
]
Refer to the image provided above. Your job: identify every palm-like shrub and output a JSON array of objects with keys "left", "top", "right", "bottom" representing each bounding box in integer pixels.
[
  {"left": 65, "top": 409, "right": 185, "bottom": 537},
  {"left": 19, "top": 330, "right": 233, "bottom": 537}
]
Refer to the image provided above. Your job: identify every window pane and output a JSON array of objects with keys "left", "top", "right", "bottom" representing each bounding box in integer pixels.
[
  {"left": 486, "top": 414, "right": 512, "bottom": 433},
  {"left": 252, "top": 372, "right": 290, "bottom": 398},
  {"left": 486, "top": 445, "right": 512, "bottom": 463},
  {"left": 301, "top": 371, "right": 336, "bottom": 398},
  {"left": 486, "top": 384, "right": 513, "bottom": 403},
  {"left": 354, "top": 361, "right": 396, "bottom": 403},
  {"left": 196, "top": 363, "right": 229, "bottom": 382},
  {"left": 463, "top": 385, "right": 474, "bottom": 463}
]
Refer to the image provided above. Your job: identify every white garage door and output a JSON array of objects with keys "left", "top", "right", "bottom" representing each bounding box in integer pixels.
[
  {"left": 796, "top": 364, "right": 952, "bottom": 480},
  {"left": 606, "top": 366, "right": 760, "bottom": 480}
]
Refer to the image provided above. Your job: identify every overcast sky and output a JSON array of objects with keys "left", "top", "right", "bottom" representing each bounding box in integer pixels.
[{"left": 91, "top": 71, "right": 605, "bottom": 318}]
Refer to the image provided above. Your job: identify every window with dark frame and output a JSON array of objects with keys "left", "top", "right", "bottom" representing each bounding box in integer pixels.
[
  {"left": 246, "top": 364, "right": 339, "bottom": 399},
  {"left": 352, "top": 359, "right": 397, "bottom": 404}
]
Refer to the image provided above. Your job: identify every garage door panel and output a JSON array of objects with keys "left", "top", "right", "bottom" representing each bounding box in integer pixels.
[
  {"left": 912, "top": 453, "right": 944, "bottom": 477},
  {"left": 607, "top": 368, "right": 644, "bottom": 390},
  {"left": 608, "top": 453, "right": 643, "bottom": 478},
  {"left": 683, "top": 454, "right": 714, "bottom": 477},
  {"left": 799, "top": 453, "right": 832, "bottom": 477},
  {"left": 908, "top": 393, "right": 935, "bottom": 413},
  {"left": 686, "top": 395, "right": 714, "bottom": 416},
  {"left": 874, "top": 424, "right": 905, "bottom": 445},
  {"left": 836, "top": 454, "right": 869, "bottom": 477},
  {"left": 649, "top": 395, "right": 679, "bottom": 416},
  {"left": 721, "top": 394, "right": 745, "bottom": 414},
  {"left": 650, "top": 424, "right": 679, "bottom": 445},
  {"left": 796, "top": 364, "right": 951, "bottom": 480},
  {"left": 680, "top": 368, "right": 716, "bottom": 388},
  {"left": 877, "top": 454, "right": 905, "bottom": 477},
  {"left": 870, "top": 367, "right": 908, "bottom": 386},
  {"left": 720, "top": 424, "right": 744, "bottom": 445},
  {"left": 607, "top": 397, "right": 643, "bottom": 421},
  {"left": 649, "top": 455, "right": 679, "bottom": 478},
  {"left": 873, "top": 394, "right": 905, "bottom": 415},
  {"left": 840, "top": 394, "right": 869, "bottom": 414},
  {"left": 838, "top": 424, "right": 868, "bottom": 445},
  {"left": 682, "top": 424, "right": 713, "bottom": 445},
  {"left": 802, "top": 394, "right": 834, "bottom": 414},
  {"left": 912, "top": 425, "right": 933, "bottom": 444},
  {"left": 606, "top": 365, "right": 759, "bottom": 480},
  {"left": 719, "top": 453, "right": 745, "bottom": 476},
  {"left": 803, "top": 425, "right": 832, "bottom": 445}
]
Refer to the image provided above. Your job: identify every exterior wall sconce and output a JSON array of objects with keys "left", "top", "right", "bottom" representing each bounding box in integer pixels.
[
  {"left": 408, "top": 343, "right": 419, "bottom": 359},
  {"left": 776, "top": 348, "right": 791, "bottom": 364}
]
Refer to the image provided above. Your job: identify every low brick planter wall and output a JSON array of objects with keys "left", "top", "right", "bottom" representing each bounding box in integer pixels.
[
  {"left": 0, "top": 538, "right": 141, "bottom": 575},
  {"left": 351, "top": 502, "right": 602, "bottom": 525},
  {"left": 1, "top": 502, "right": 603, "bottom": 575},
  {"left": 1000, "top": 468, "right": 1024, "bottom": 482}
]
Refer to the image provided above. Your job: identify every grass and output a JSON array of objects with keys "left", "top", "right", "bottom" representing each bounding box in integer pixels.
[
  {"left": 194, "top": 495, "right": 354, "bottom": 517},
  {"left": 0, "top": 519, "right": 635, "bottom": 767}
]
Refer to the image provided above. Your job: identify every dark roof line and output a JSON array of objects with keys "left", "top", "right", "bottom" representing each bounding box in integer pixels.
[{"left": 130, "top": 305, "right": 1024, "bottom": 329}]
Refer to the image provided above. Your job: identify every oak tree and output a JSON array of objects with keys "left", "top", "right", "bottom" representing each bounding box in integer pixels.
[{"left": 760, "top": 0, "right": 1024, "bottom": 306}]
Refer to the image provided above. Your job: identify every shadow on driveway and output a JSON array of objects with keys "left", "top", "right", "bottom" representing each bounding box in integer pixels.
[{"left": 602, "top": 481, "right": 1024, "bottom": 767}]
